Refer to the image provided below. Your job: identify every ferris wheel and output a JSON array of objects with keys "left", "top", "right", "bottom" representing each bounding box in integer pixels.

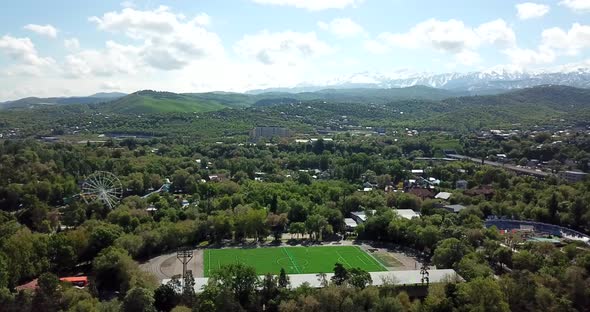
[{"left": 81, "top": 171, "right": 123, "bottom": 209}]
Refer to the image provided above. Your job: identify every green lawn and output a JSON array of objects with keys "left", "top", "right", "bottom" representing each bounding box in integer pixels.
[{"left": 203, "top": 246, "right": 387, "bottom": 277}]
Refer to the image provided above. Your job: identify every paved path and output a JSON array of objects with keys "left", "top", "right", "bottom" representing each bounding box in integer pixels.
[{"left": 139, "top": 249, "right": 204, "bottom": 281}]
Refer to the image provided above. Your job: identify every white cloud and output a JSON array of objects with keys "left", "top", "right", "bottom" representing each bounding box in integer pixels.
[
  {"left": 74, "top": 6, "right": 224, "bottom": 76},
  {"left": 370, "top": 18, "right": 516, "bottom": 64},
  {"left": 23, "top": 24, "right": 58, "bottom": 38},
  {"left": 235, "top": 31, "right": 333, "bottom": 66},
  {"left": 559, "top": 0, "right": 590, "bottom": 12},
  {"left": 502, "top": 23, "right": 590, "bottom": 68},
  {"left": 318, "top": 18, "right": 365, "bottom": 37},
  {"left": 0, "top": 35, "right": 54, "bottom": 66},
  {"left": 64, "top": 38, "right": 80, "bottom": 50},
  {"left": 362, "top": 39, "right": 389, "bottom": 54},
  {"left": 476, "top": 19, "right": 517, "bottom": 48},
  {"left": 251, "top": 0, "right": 364, "bottom": 11},
  {"left": 455, "top": 50, "right": 482, "bottom": 65},
  {"left": 541, "top": 23, "right": 590, "bottom": 55},
  {"left": 516, "top": 3, "right": 550, "bottom": 20},
  {"left": 64, "top": 41, "right": 142, "bottom": 77},
  {"left": 193, "top": 13, "right": 211, "bottom": 26},
  {"left": 503, "top": 47, "right": 555, "bottom": 67}
]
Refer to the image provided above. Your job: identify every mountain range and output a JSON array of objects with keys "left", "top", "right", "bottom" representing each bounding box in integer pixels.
[
  {"left": 248, "top": 68, "right": 590, "bottom": 93},
  {"left": 1, "top": 69, "right": 589, "bottom": 113}
]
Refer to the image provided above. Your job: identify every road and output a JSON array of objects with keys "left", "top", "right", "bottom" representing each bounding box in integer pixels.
[{"left": 446, "top": 154, "right": 553, "bottom": 178}]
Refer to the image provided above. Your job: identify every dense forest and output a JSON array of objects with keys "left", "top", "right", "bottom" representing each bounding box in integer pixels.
[{"left": 0, "top": 130, "right": 589, "bottom": 311}]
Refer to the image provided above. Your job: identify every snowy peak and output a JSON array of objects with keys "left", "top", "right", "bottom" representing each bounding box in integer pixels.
[
  {"left": 261, "top": 69, "right": 590, "bottom": 94},
  {"left": 363, "top": 69, "right": 590, "bottom": 92}
]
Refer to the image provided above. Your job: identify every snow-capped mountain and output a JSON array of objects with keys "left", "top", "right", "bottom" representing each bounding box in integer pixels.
[{"left": 248, "top": 68, "right": 590, "bottom": 94}]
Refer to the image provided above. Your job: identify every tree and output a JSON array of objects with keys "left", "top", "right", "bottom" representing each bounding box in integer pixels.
[
  {"left": 289, "top": 222, "right": 306, "bottom": 239},
  {"left": 208, "top": 263, "right": 259, "bottom": 308},
  {"left": 32, "top": 272, "right": 60, "bottom": 312},
  {"left": 93, "top": 247, "right": 150, "bottom": 294},
  {"left": 331, "top": 263, "right": 349, "bottom": 285},
  {"left": 374, "top": 296, "right": 404, "bottom": 312},
  {"left": 456, "top": 253, "right": 493, "bottom": 281},
  {"left": 512, "top": 250, "right": 543, "bottom": 272},
  {"left": 0, "top": 253, "right": 9, "bottom": 289},
  {"left": 154, "top": 283, "right": 179, "bottom": 312},
  {"left": 459, "top": 277, "right": 509, "bottom": 312},
  {"left": 493, "top": 247, "right": 513, "bottom": 269},
  {"left": 48, "top": 234, "right": 77, "bottom": 274},
  {"left": 432, "top": 238, "right": 469, "bottom": 269},
  {"left": 267, "top": 213, "right": 288, "bottom": 241},
  {"left": 348, "top": 268, "right": 372, "bottom": 289},
  {"left": 278, "top": 268, "right": 290, "bottom": 289},
  {"left": 571, "top": 196, "right": 587, "bottom": 229},
  {"left": 181, "top": 271, "right": 196, "bottom": 306},
  {"left": 122, "top": 287, "right": 156, "bottom": 312},
  {"left": 305, "top": 214, "right": 328, "bottom": 241},
  {"left": 297, "top": 172, "right": 312, "bottom": 185},
  {"left": 260, "top": 273, "right": 279, "bottom": 310},
  {"left": 547, "top": 192, "right": 559, "bottom": 223},
  {"left": 87, "top": 224, "right": 123, "bottom": 259}
]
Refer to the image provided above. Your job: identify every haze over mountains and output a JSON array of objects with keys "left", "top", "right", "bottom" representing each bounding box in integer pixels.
[{"left": 1, "top": 69, "right": 589, "bottom": 113}]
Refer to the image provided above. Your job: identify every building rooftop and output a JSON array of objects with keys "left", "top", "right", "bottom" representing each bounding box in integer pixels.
[
  {"left": 395, "top": 209, "right": 421, "bottom": 220},
  {"left": 344, "top": 218, "right": 358, "bottom": 228},
  {"left": 444, "top": 204, "right": 467, "bottom": 213},
  {"left": 435, "top": 192, "right": 452, "bottom": 200},
  {"left": 562, "top": 171, "right": 587, "bottom": 175},
  {"left": 351, "top": 210, "right": 376, "bottom": 222}
]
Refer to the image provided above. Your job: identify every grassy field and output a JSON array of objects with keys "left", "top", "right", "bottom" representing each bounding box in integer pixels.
[{"left": 203, "top": 246, "right": 387, "bottom": 277}]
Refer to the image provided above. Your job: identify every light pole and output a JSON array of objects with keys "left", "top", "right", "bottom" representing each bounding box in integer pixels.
[{"left": 176, "top": 249, "right": 193, "bottom": 280}]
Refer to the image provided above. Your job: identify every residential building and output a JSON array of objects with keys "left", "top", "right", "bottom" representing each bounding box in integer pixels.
[
  {"left": 435, "top": 192, "right": 452, "bottom": 200},
  {"left": 559, "top": 171, "right": 588, "bottom": 183},
  {"left": 249, "top": 126, "right": 290, "bottom": 140},
  {"left": 395, "top": 209, "right": 421, "bottom": 220},
  {"left": 464, "top": 185, "right": 495, "bottom": 200},
  {"left": 408, "top": 188, "right": 435, "bottom": 200},
  {"left": 344, "top": 218, "right": 358, "bottom": 231},
  {"left": 443, "top": 204, "right": 467, "bottom": 213},
  {"left": 351, "top": 210, "right": 376, "bottom": 223}
]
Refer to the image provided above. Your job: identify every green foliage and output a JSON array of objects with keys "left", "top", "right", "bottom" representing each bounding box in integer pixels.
[
  {"left": 432, "top": 238, "right": 470, "bottom": 269},
  {"left": 207, "top": 263, "right": 259, "bottom": 308},
  {"left": 122, "top": 287, "right": 156, "bottom": 312}
]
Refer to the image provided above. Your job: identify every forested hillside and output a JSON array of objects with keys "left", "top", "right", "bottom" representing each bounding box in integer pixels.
[{"left": 0, "top": 85, "right": 589, "bottom": 139}]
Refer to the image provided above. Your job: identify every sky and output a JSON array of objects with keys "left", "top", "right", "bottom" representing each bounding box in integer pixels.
[{"left": 1, "top": 0, "right": 590, "bottom": 100}]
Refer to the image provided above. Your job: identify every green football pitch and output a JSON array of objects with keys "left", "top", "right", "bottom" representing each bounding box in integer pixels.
[{"left": 203, "top": 246, "right": 387, "bottom": 277}]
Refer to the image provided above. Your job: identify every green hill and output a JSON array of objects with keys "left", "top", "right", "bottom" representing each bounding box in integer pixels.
[
  {"left": 252, "top": 86, "right": 465, "bottom": 106},
  {"left": 97, "top": 90, "right": 253, "bottom": 113},
  {"left": 0, "top": 93, "right": 125, "bottom": 110},
  {"left": 3, "top": 86, "right": 469, "bottom": 114}
]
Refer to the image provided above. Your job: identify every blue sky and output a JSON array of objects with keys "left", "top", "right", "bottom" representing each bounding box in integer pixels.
[{"left": 1, "top": 0, "right": 589, "bottom": 100}]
